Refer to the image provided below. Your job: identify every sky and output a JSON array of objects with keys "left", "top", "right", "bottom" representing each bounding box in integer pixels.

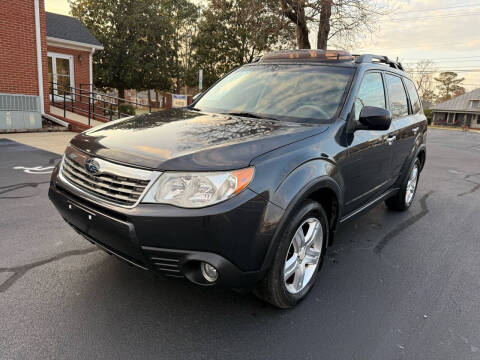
[{"left": 46, "top": 0, "right": 480, "bottom": 91}]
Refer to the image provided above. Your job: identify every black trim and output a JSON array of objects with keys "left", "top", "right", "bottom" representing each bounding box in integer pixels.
[{"left": 340, "top": 187, "right": 400, "bottom": 223}]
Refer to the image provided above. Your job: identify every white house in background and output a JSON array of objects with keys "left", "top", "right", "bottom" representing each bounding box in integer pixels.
[{"left": 431, "top": 88, "right": 480, "bottom": 129}]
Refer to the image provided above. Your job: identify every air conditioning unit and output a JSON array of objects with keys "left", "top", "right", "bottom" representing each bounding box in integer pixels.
[{"left": 0, "top": 93, "right": 42, "bottom": 130}]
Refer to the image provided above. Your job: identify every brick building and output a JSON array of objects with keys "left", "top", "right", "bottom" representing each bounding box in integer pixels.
[{"left": 0, "top": 0, "right": 102, "bottom": 131}]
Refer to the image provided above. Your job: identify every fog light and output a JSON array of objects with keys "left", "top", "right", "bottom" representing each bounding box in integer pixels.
[{"left": 200, "top": 262, "right": 218, "bottom": 282}]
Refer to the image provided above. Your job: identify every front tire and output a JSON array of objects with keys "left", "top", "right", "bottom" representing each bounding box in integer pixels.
[
  {"left": 385, "top": 158, "right": 420, "bottom": 211},
  {"left": 254, "top": 200, "right": 328, "bottom": 308}
]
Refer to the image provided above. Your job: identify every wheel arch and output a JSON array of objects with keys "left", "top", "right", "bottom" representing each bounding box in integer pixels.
[
  {"left": 260, "top": 160, "right": 343, "bottom": 271},
  {"left": 417, "top": 145, "right": 426, "bottom": 171}
]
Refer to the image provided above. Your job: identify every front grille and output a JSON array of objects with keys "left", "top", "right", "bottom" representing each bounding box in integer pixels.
[{"left": 61, "top": 156, "right": 151, "bottom": 205}]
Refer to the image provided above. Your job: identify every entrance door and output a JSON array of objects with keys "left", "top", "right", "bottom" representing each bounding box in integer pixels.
[{"left": 47, "top": 53, "right": 74, "bottom": 101}]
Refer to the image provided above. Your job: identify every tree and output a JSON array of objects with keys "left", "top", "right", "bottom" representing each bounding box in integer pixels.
[
  {"left": 278, "top": 0, "right": 388, "bottom": 50},
  {"left": 406, "top": 59, "right": 436, "bottom": 104},
  {"left": 193, "top": 0, "right": 294, "bottom": 88},
  {"left": 279, "top": 0, "right": 311, "bottom": 49},
  {"left": 161, "top": 0, "right": 200, "bottom": 92},
  {"left": 70, "top": 0, "right": 175, "bottom": 99},
  {"left": 434, "top": 72, "right": 465, "bottom": 103}
]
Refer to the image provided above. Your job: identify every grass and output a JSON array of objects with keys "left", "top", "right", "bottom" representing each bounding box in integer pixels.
[{"left": 429, "top": 124, "right": 480, "bottom": 133}]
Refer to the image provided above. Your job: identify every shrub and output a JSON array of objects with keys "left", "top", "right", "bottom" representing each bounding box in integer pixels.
[
  {"left": 424, "top": 109, "right": 433, "bottom": 125},
  {"left": 119, "top": 103, "right": 136, "bottom": 116}
]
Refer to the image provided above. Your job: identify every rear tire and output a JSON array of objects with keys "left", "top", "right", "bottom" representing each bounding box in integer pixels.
[
  {"left": 385, "top": 158, "right": 420, "bottom": 211},
  {"left": 254, "top": 200, "right": 328, "bottom": 309}
]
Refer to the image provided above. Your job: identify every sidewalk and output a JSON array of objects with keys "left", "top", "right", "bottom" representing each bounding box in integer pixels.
[{"left": 0, "top": 131, "right": 76, "bottom": 154}]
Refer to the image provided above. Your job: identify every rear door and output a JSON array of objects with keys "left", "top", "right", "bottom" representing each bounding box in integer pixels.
[
  {"left": 385, "top": 74, "right": 422, "bottom": 180},
  {"left": 343, "top": 71, "right": 396, "bottom": 214}
]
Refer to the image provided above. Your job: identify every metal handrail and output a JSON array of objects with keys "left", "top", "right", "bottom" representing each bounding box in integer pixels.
[
  {"left": 50, "top": 81, "right": 152, "bottom": 126},
  {"left": 78, "top": 83, "right": 153, "bottom": 109}
]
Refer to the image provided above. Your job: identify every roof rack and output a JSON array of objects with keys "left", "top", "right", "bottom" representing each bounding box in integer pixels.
[
  {"left": 260, "top": 49, "right": 354, "bottom": 63},
  {"left": 353, "top": 54, "right": 404, "bottom": 71}
]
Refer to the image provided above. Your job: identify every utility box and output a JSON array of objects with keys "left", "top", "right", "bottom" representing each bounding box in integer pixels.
[{"left": 0, "top": 93, "right": 42, "bottom": 131}]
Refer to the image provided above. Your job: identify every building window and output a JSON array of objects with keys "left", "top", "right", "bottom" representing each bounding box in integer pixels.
[
  {"left": 457, "top": 113, "right": 465, "bottom": 124},
  {"left": 436, "top": 113, "right": 447, "bottom": 123}
]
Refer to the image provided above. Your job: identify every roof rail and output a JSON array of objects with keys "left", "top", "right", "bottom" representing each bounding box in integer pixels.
[
  {"left": 261, "top": 49, "right": 354, "bottom": 63},
  {"left": 353, "top": 54, "right": 404, "bottom": 71}
]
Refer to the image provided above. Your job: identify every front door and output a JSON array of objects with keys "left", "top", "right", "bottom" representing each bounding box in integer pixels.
[
  {"left": 342, "top": 71, "right": 396, "bottom": 215},
  {"left": 47, "top": 53, "right": 74, "bottom": 101}
]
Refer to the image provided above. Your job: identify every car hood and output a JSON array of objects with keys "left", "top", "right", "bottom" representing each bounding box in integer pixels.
[{"left": 70, "top": 109, "right": 328, "bottom": 171}]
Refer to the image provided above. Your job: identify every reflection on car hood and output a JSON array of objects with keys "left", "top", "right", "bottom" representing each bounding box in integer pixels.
[{"left": 70, "top": 109, "right": 329, "bottom": 171}]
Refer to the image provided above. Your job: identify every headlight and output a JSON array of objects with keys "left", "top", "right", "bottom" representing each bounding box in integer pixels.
[{"left": 142, "top": 167, "right": 254, "bottom": 208}]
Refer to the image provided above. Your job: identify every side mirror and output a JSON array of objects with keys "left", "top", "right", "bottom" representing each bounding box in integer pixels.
[{"left": 358, "top": 106, "right": 392, "bottom": 130}]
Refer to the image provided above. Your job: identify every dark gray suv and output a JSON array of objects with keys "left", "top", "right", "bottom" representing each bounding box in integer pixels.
[{"left": 49, "top": 50, "right": 427, "bottom": 308}]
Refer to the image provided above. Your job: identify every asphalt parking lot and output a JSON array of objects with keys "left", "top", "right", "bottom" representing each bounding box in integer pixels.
[{"left": 1, "top": 128, "right": 479, "bottom": 360}]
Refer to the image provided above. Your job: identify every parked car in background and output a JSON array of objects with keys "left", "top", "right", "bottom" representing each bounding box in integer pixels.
[{"left": 49, "top": 50, "right": 427, "bottom": 308}]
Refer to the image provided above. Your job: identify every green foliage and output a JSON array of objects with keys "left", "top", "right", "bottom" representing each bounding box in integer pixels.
[
  {"left": 70, "top": 0, "right": 175, "bottom": 95},
  {"left": 191, "top": 0, "right": 295, "bottom": 88},
  {"left": 118, "top": 103, "right": 136, "bottom": 116},
  {"left": 70, "top": 0, "right": 294, "bottom": 95},
  {"left": 424, "top": 109, "right": 433, "bottom": 125},
  {"left": 161, "top": 0, "right": 201, "bottom": 91},
  {"left": 434, "top": 72, "right": 465, "bottom": 103}
]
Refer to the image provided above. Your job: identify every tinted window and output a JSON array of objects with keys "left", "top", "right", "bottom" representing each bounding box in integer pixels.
[
  {"left": 405, "top": 78, "right": 421, "bottom": 114},
  {"left": 385, "top": 74, "right": 409, "bottom": 118},
  {"left": 195, "top": 65, "right": 354, "bottom": 123},
  {"left": 354, "top": 72, "right": 386, "bottom": 120}
]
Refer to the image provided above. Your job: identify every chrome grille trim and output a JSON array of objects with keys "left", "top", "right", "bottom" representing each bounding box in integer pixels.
[
  {"left": 63, "top": 158, "right": 145, "bottom": 197},
  {"left": 59, "top": 145, "right": 161, "bottom": 208}
]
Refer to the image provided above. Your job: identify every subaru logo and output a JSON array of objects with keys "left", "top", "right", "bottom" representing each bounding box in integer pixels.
[{"left": 85, "top": 159, "right": 100, "bottom": 175}]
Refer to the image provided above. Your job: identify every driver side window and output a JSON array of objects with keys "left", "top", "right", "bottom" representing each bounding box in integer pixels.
[{"left": 355, "top": 72, "right": 386, "bottom": 120}]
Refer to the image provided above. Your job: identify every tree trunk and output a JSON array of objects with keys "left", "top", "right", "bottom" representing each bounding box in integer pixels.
[
  {"left": 118, "top": 87, "right": 125, "bottom": 104},
  {"left": 317, "top": 0, "right": 332, "bottom": 50},
  {"left": 297, "top": 24, "right": 311, "bottom": 49},
  {"left": 147, "top": 89, "right": 152, "bottom": 106},
  {"left": 279, "top": 0, "right": 311, "bottom": 49}
]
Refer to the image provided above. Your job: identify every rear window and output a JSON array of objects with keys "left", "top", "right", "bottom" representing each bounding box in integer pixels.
[
  {"left": 404, "top": 78, "right": 421, "bottom": 114},
  {"left": 195, "top": 64, "right": 354, "bottom": 123},
  {"left": 385, "top": 74, "right": 409, "bottom": 118}
]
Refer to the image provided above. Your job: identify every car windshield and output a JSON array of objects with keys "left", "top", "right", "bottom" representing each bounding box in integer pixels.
[{"left": 194, "top": 64, "right": 354, "bottom": 123}]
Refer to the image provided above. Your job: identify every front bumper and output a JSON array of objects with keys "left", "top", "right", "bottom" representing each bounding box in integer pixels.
[{"left": 48, "top": 167, "right": 282, "bottom": 288}]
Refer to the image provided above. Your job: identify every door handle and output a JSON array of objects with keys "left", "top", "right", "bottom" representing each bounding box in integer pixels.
[
  {"left": 386, "top": 136, "right": 396, "bottom": 145},
  {"left": 412, "top": 127, "right": 419, "bottom": 135}
]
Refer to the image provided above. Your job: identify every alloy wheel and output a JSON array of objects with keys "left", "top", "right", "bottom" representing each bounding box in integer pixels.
[
  {"left": 405, "top": 163, "right": 419, "bottom": 205},
  {"left": 284, "top": 217, "right": 323, "bottom": 294}
]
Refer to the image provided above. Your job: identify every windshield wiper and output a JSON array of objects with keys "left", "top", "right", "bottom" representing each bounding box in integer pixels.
[{"left": 222, "top": 111, "right": 278, "bottom": 120}]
